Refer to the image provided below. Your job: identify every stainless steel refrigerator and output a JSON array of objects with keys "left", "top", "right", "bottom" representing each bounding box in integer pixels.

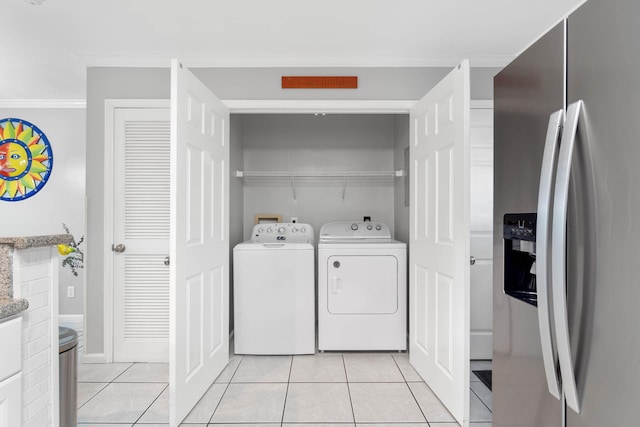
[{"left": 493, "top": 0, "right": 640, "bottom": 426}]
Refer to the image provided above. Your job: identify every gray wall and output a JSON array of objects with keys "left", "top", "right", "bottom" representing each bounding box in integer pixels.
[
  {"left": 393, "top": 115, "right": 411, "bottom": 244},
  {"left": 229, "top": 115, "right": 244, "bottom": 333},
  {"left": 85, "top": 65, "right": 498, "bottom": 355},
  {"left": 85, "top": 68, "right": 170, "bottom": 354},
  {"left": 240, "top": 114, "right": 398, "bottom": 240},
  {"left": 0, "top": 107, "right": 86, "bottom": 315}
]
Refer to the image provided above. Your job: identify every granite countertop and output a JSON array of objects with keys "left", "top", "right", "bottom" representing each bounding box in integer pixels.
[
  {"left": 0, "top": 234, "right": 73, "bottom": 250},
  {"left": 0, "top": 297, "right": 29, "bottom": 321},
  {"left": 0, "top": 234, "right": 73, "bottom": 320}
]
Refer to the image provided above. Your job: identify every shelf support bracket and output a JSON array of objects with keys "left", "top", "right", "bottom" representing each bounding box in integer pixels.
[
  {"left": 342, "top": 173, "right": 347, "bottom": 199},
  {"left": 291, "top": 173, "right": 297, "bottom": 200}
]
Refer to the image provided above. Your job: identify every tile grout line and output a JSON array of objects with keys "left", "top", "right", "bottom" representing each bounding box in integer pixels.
[
  {"left": 470, "top": 384, "right": 492, "bottom": 415},
  {"left": 280, "top": 355, "right": 294, "bottom": 425},
  {"left": 390, "top": 353, "right": 430, "bottom": 424},
  {"left": 391, "top": 353, "right": 411, "bottom": 383},
  {"left": 131, "top": 382, "right": 169, "bottom": 425},
  {"left": 112, "top": 361, "right": 136, "bottom": 382},
  {"left": 403, "top": 372, "right": 430, "bottom": 425},
  {"left": 76, "top": 381, "right": 109, "bottom": 411},
  {"left": 342, "top": 354, "right": 357, "bottom": 425},
  {"left": 76, "top": 362, "right": 137, "bottom": 421},
  {"left": 207, "top": 355, "right": 244, "bottom": 425},
  {"left": 470, "top": 361, "right": 493, "bottom": 416}
]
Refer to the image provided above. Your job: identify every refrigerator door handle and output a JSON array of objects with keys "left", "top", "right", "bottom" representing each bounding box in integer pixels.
[
  {"left": 552, "top": 100, "right": 584, "bottom": 414},
  {"left": 536, "top": 109, "right": 564, "bottom": 400}
]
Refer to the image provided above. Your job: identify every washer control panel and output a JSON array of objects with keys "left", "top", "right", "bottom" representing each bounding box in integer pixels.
[
  {"left": 320, "top": 221, "right": 391, "bottom": 240},
  {"left": 250, "top": 223, "right": 314, "bottom": 243}
]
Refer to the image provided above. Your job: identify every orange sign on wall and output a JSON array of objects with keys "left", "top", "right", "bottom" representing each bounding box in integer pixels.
[{"left": 282, "top": 76, "right": 358, "bottom": 89}]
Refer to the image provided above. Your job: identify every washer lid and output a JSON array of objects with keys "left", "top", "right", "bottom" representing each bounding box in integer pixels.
[
  {"left": 319, "top": 238, "right": 404, "bottom": 244},
  {"left": 234, "top": 242, "right": 314, "bottom": 251}
]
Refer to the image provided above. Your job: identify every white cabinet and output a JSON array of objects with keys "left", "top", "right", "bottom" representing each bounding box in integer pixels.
[
  {"left": 0, "top": 316, "right": 22, "bottom": 427},
  {"left": 0, "top": 372, "right": 22, "bottom": 427}
]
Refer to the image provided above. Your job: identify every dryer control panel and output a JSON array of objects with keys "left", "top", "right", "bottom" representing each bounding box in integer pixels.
[
  {"left": 319, "top": 221, "right": 391, "bottom": 240},
  {"left": 250, "top": 223, "right": 314, "bottom": 244}
]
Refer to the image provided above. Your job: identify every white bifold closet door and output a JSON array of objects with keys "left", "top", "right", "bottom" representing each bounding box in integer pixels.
[
  {"left": 169, "top": 59, "right": 230, "bottom": 426},
  {"left": 113, "top": 107, "right": 170, "bottom": 363},
  {"left": 409, "top": 61, "right": 471, "bottom": 426}
]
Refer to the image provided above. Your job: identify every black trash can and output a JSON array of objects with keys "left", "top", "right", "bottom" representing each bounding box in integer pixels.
[{"left": 59, "top": 327, "right": 78, "bottom": 427}]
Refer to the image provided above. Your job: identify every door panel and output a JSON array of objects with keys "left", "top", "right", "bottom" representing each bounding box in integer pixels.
[
  {"left": 492, "top": 22, "right": 564, "bottom": 427},
  {"left": 170, "top": 60, "right": 229, "bottom": 426},
  {"left": 327, "top": 255, "right": 398, "bottom": 314},
  {"left": 113, "top": 107, "right": 170, "bottom": 363},
  {"left": 566, "top": 1, "right": 640, "bottom": 425},
  {"left": 409, "top": 61, "right": 470, "bottom": 426}
]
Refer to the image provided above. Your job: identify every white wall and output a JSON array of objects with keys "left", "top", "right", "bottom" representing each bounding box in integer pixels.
[
  {"left": 191, "top": 67, "right": 498, "bottom": 101},
  {"left": 0, "top": 107, "right": 86, "bottom": 315},
  {"left": 240, "top": 114, "right": 398, "bottom": 239}
]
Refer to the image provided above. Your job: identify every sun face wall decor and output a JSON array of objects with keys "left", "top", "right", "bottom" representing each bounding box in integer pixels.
[{"left": 0, "top": 118, "right": 53, "bottom": 201}]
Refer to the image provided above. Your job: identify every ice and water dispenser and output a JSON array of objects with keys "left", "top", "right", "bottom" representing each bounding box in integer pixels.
[{"left": 503, "top": 213, "right": 538, "bottom": 305}]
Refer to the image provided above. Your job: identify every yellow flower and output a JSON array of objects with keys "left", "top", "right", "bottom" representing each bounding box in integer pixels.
[{"left": 57, "top": 244, "right": 76, "bottom": 256}]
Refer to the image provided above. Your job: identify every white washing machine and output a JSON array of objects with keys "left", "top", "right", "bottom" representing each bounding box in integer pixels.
[
  {"left": 233, "top": 223, "right": 315, "bottom": 355},
  {"left": 318, "top": 221, "right": 407, "bottom": 351}
]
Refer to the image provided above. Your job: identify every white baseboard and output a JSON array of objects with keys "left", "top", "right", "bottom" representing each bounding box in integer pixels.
[
  {"left": 470, "top": 333, "right": 493, "bottom": 360},
  {"left": 82, "top": 353, "right": 108, "bottom": 364},
  {"left": 58, "top": 314, "right": 83, "bottom": 328},
  {"left": 62, "top": 318, "right": 233, "bottom": 365}
]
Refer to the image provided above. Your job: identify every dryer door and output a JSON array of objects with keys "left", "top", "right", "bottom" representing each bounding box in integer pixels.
[{"left": 327, "top": 255, "right": 398, "bottom": 314}]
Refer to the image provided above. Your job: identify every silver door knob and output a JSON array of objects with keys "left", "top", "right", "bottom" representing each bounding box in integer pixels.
[
  {"left": 470, "top": 256, "right": 476, "bottom": 266},
  {"left": 164, "top": 256, "right": 170, "bottom": 266},
  {"left": 112, "top": 244, "right": 126, "bottom": 253}
]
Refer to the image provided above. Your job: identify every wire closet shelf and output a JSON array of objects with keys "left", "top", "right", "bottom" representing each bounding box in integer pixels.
[{"left": 236, "top": 169, "right": 404, "bottom": 199}]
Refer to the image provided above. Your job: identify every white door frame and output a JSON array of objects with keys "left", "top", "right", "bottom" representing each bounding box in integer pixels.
[
  {"left": 101, "top": 97, "right": 489, "bottom": 362},
  {"left": 469, "top": 102, "right": 495, "bottom": 359}
]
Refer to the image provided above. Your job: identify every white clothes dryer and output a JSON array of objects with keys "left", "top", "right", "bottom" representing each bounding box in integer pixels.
[
  {"left": 233, "top": 223, "right": 315, "bottom": 355},
  {"left": 318, "top": 221, "right": 407, "bottom": 351}
]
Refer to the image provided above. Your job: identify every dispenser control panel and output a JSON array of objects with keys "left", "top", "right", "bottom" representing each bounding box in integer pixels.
[
  {"left": 503, "top": 214, "right": 536, "bottom": 241},
  {"left": 503, "top": 213, "right": 537, "bottom": 306}
]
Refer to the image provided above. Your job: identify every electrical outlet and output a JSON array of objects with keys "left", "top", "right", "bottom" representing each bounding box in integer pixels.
[{"left": 67, "top": 286, "right": 75, "bottom": 298}]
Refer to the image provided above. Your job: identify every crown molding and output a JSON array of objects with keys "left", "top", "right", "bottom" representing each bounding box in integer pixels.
[
  {"left": 81, "top": 55, "right": 512, "bottom": 69},
  {"left": 0, "top": 99, "right": 86, "bottom": 109},
  {"left": 223, "top": 99, "right": 416, "bottom": 114},
  {"left": 224, "top": 99, "right": 492, "bottom": 114}
]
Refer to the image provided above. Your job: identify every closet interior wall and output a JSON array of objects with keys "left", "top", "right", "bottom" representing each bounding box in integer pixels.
[{"left": 232, "top": 113, "right": 410, "bottom": 241}]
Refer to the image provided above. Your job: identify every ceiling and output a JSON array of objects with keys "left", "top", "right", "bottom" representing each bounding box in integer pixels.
[{"left": 2, "top": 0, "right": 585, "bottom": 100}]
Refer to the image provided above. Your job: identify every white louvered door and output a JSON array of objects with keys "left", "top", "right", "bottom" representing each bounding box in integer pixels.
[
  {"left": 409, "top": 62, "right": 470, "bottom": 426},
  {"left": 113, "top": 107, "right": 170, "bottom": 363}
]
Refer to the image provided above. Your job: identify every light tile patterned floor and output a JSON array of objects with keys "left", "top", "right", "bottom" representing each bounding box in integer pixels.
[{"left": 77, "top": 355, "right": 492, "bottom": 426}]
